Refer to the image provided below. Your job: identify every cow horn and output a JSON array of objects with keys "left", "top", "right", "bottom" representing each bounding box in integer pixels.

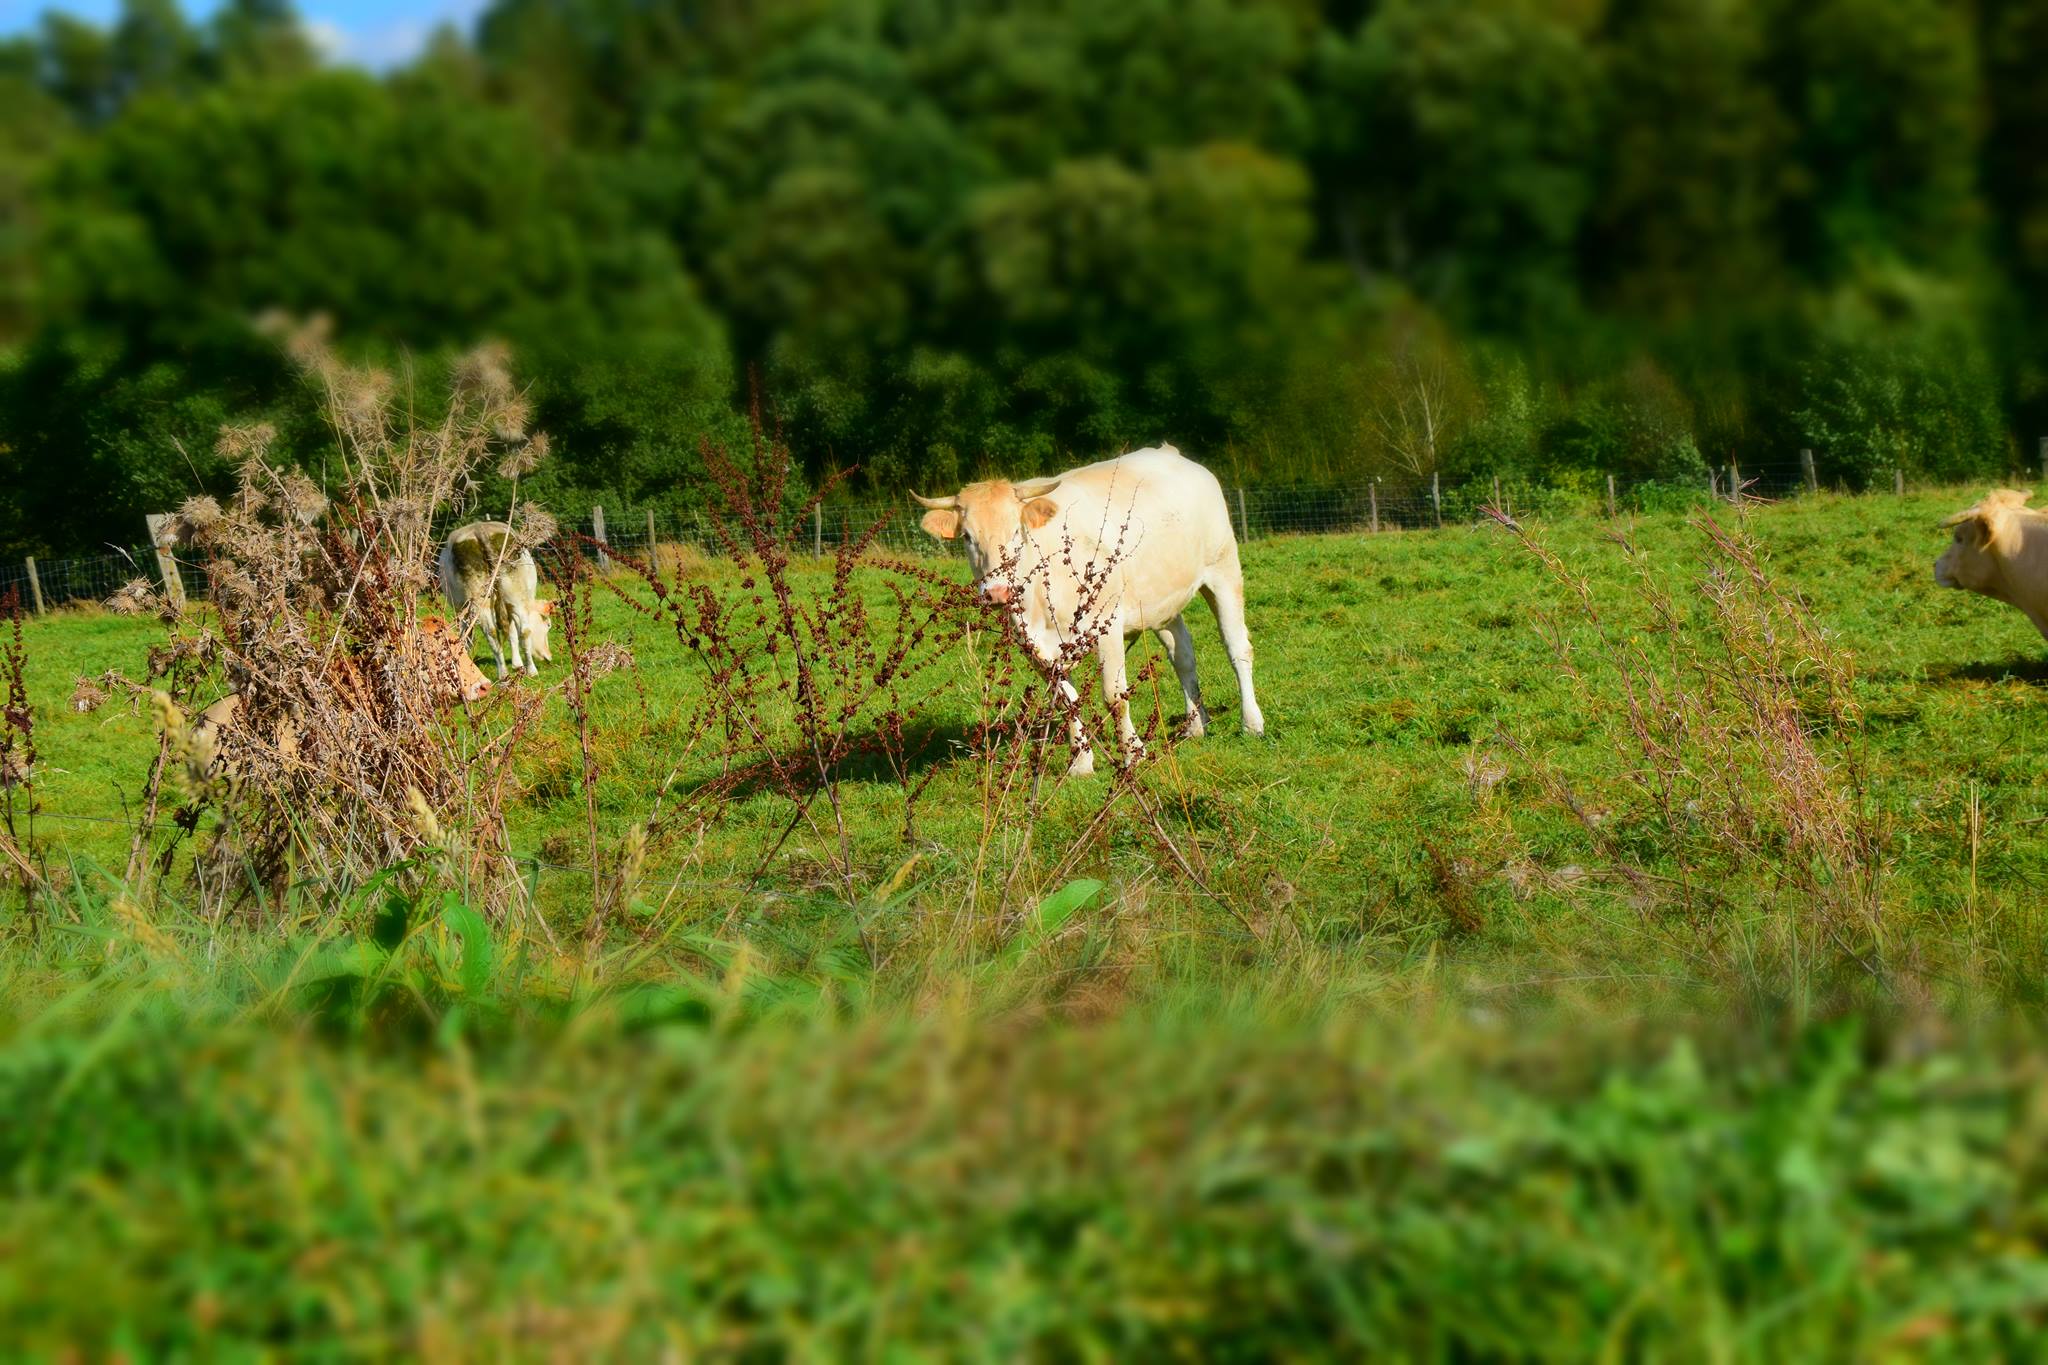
[
  {"left": 910, "top": 491, "right": 957, "bottom": 510},
  {"left": 1012, "top": 477, "right": 1062, "bottom": 499}
]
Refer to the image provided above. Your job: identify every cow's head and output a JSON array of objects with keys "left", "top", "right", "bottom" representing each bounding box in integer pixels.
[
  {"left": 418, "top": 616, "right": 494, "bottom": 703},
  {"left": 523, "top": 598, "right": 555, "bottom": 665},
  {"left": 1936, "top": 489, "right": 2033, "bottom": 595},
  {"left": 912, "top": 478, "right": 1062, "bottom": 604}
]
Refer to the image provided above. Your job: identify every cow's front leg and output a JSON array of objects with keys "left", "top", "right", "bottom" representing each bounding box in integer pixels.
[
  {"left": 1100, "top": 621, "right": 1142, "bottom": 766},
  {"left": 1057, "top": 676, "right": 1094, "bottom": 777}
]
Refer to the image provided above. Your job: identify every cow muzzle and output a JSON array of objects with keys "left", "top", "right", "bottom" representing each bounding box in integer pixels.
[{"left": 983, "top": 583, "right": 1016, "bottom": 606}]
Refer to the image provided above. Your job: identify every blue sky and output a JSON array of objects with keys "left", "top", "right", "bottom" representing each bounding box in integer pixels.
[{"left": 0, "top": 0, "right": 490, "bottom": 69}]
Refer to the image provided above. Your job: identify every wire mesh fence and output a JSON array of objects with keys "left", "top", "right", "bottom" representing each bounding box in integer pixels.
[{"left": 1, "top": 456, "right": 2024, "bottom": 614}]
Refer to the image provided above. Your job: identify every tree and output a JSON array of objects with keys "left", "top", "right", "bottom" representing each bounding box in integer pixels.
[
  {"left": 0, "top": 42, "right": 71, "bottom": 345},
  {"left": 1588, "top": 0, "right": 1793, "bottom": 317},
  {"left": 110, "top": 0, "right": 203, "bottom": 105},
  {"left": 9, "top": 69, "right": 731, "bottom": 550},
  {"left": 205, "top": 0, "right": 316, "bottom": 82},
  {"left": 1767, "top": 0, "right": 1982, "bottom": 278},
  {"left": 946, "top": 142, "right": 1349, "bottom": 471},
  {"left": 1317, "top": 0, "right": 1599, "bottom": 333},
  {"left": 1361, "top": 312, "right": 1474, "bottom": 479}
]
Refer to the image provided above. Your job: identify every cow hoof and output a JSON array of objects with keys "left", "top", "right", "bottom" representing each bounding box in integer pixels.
[
  {"left": 1181, "top": 715, "right": 1207, "bottom": 739},
  {"left": 1120, "top": 738, "right": 1147, "bottom": 766},
  {"left": 1243, "top": 714, "right": 1267, "bottom": 737},
  {"left": 1067, "top": 751, "right": 1096, "bottom": 778}
]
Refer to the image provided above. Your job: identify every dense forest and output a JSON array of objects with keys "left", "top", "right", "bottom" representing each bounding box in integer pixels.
[{"left": 1, "top": 0, "right": 2044, "bottom": 556}]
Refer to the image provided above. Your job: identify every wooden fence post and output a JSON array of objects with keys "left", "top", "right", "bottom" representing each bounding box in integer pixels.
[
  {"left": 143, "top": 514, "right": 187, "bottom": 613},
  {"left": 645, "top": 508, "right": 657, "bottom": 557},
  {"left": 2038, "top": 436, "right": 2046, "bottom": 486},
  {"left": 814, "top": 503, "right": 823, "bottom": 557},
  {"left": 590, "top": 504, "right": 611, "bottom": 572},
  {"left": 1236, "top": 487, "right": 1250, "bottom": 542},
  {"left": 1431, "top": 471, "right": 1442, "bottom": 528},
  {"left": 22, "top": 557, "right": 45, "bottom": 616},
  {"left": 1728, "top": 460, "right": 1741, "bottom": 505},
  {"left": 1709, "top": 469, "right": 1719, "bottom": 500},
  {"left": 1492, "top": 474, "right": 1501, "bottom": 509},
  {"left": 1606, "top": 474, "right": 1617, "bottom": 519},
  {"left": 1369, "top": 480, "right": 1379, "bottom": 534},
  {"left": 1895, "top": 468, "right": 1905, "bottom": 496},
  {"left": 1801, "top": 448, "right": 1817, "bottom": 494}
]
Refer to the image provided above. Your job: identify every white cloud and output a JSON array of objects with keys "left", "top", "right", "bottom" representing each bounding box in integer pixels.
[
  {"left": 303, "top": 17, "right": 351, "bottom": 64},
  {"left": 305, "top": 0, "right": 489, "bottom": 71}
]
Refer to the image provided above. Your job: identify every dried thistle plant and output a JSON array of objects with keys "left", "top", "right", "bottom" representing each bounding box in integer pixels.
[{"left": 127, "top": 322, "right": 558, "bottom": 919}]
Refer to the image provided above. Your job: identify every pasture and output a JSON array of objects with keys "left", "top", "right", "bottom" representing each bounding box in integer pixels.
[{"left": 7, "top": 488, "right": 2048, "bottom": 1356}]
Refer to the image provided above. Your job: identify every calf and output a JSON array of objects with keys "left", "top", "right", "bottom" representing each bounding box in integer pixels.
[
  {"left": 1935, "top": 489, "right": 2048, "bottom": 644},
  {"left": 188, "top": 616, "right": 490, "bottom": 785},
  {"left": 915, "top": 444, "right": 1263, "bottom": 775},
  {"left": 439, "top": 520, "right": 555, "bottom": 679}
]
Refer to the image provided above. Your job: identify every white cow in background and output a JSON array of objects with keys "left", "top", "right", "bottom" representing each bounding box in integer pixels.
[
  {"left": 914, "top": 444, "right": 1264, "bottom": 775},
  {"left": 438, "top": 520, "right": 555, "bottom": 679}
]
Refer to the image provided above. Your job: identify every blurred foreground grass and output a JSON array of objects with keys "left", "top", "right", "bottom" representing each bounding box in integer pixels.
[{"left": 6, "top": 931, "right": 2048, "bottom": 1358}]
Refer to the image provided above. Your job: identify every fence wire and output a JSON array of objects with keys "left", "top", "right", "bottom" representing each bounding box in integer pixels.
[{"left": 0, "top": 458, "right": 1999, "bottom": 613}]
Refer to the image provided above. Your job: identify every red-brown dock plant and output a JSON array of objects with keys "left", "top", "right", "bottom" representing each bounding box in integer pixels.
[{"left": 1489, "top": 505, "right": 1890, "bottom": 998}]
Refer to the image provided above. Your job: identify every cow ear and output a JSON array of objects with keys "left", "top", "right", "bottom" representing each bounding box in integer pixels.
[
  {"left": 920, "top": 508, "right": 961, "bottom": 540},
  {"left": 1984, "top": 508, "right": 2025, "bottom": 557},
  {"left": 1021, "top": 497, "right": 1059, "bottom": 530}
]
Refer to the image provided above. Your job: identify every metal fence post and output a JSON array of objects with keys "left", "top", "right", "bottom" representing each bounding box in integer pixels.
[
  {"left": 590, "top": 504, "right": 611, "bottom": 572},
  {"left": 1236, "top": 487, "right": 1250, "bottom": 542},
  {"left": 1801, "top": 448, "right": 1817, "bottom": 494},
  {"left": 143, "top": 514, "right": 187, "bottom": 613},
  {"left": 23, "top": 557, "right": 45, "bottom": 616},
  {"left": 1369, "top": 480, "right": 1379, "bottom": 534},
  {"left": 1606, "top": 474, "right": 1617, "bottom": 519},
  {"left": 1431, "top": 471, "right": 1442, "bottom": 528}
]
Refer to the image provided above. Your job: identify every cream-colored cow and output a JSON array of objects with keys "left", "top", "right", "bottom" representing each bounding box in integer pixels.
[
  {"left": 438, "top": 520, "right": 555, "bottom": 679},
  {"left": 1935, "top": 488, "right": 2048, "bottom": 643},
  {"left": 915, "top": 444, "right": 1263, "bottom": 775}
]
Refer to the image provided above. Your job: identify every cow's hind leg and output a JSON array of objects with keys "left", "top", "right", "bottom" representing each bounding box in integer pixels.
[
  {"left": 473, "top": 609, "right": 509, "bottom": 681},
  {"left": 1156, "top": 615, "right": 1207, "bottom": 738},
  {"left": 496, "top": 595, "right": 527, "bottom": 677},
  {"left": 1200, "top": 551, "right": 1265, "bottom": 736}
]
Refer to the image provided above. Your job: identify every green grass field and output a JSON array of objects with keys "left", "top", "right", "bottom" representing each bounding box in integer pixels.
[{"left": 6, "top": 489, "right": 2048, "bottom": 1357}]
